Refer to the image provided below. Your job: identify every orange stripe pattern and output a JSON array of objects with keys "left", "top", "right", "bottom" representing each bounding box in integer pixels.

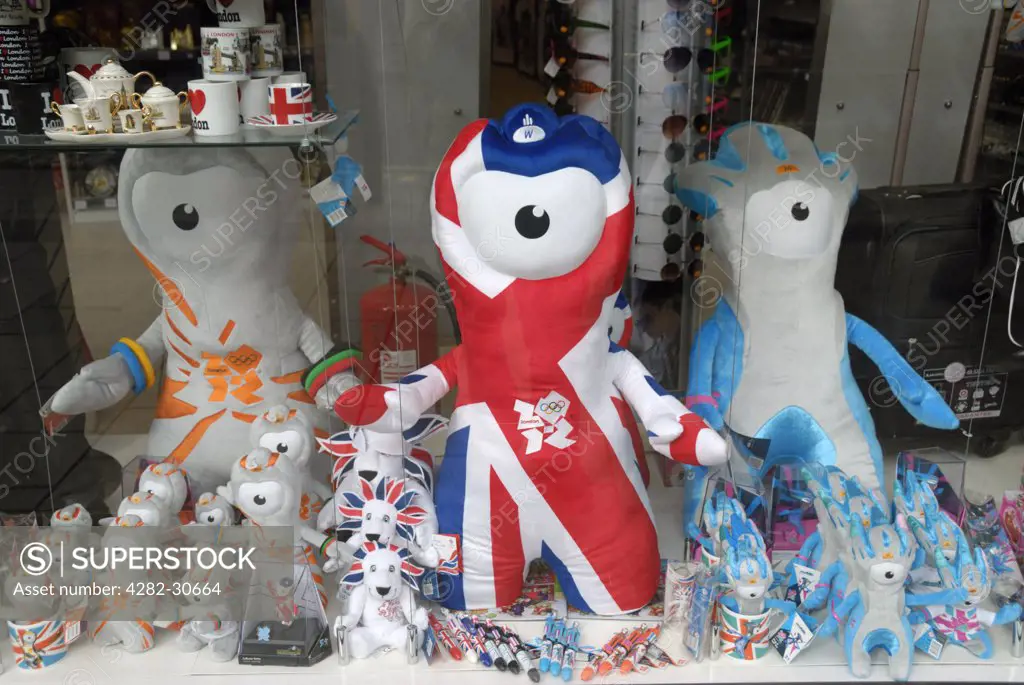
[
  {"left": 134, "top": 248, "right": 198, "bottom": 326},
  {"left": 166, "top": 409, "right": 226, "bottom": 464}
]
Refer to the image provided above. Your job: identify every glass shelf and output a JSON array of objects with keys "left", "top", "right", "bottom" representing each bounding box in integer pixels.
[{"left": 0, "top": 109, "right": 358, "bottom": 152}]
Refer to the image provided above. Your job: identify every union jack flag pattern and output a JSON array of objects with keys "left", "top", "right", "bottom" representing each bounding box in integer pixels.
[
  {"left": 335, "top": 104, "right": 727, "bottom": 615},
  {"left": 269, "top": 84, "right": 313, "bottom": 125},
  {"left": 9, "top": 620, "right": 67, "bottom": 669}
]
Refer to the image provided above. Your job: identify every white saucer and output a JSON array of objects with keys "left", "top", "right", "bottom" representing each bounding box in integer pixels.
[
  {"left": 246, "top": 112, "right": 337, "bottom": 136},
  {"left": 44, "top": 126, "right": 192, "bottom": 143}
]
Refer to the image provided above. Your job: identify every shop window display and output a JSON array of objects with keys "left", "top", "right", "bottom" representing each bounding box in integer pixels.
[{"left": 0, "top": 0, "right": 1023, "bottom": 682}]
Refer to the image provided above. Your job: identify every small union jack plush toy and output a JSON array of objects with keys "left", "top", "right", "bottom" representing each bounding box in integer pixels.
[{"left": 335, "top": 103, "right": 727, "bottom": 615}]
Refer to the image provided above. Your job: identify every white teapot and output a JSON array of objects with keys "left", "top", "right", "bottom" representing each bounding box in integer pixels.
[
  {"left": 132, "top": 81, "right": 188, "bottom": 129},
  {"left": 68, "top": 58, "right": 155, "bottom": 111}
]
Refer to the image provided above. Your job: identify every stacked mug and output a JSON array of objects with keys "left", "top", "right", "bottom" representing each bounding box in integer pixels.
[{"left": 195, "top": 0, "right": 287, "bottom": 136}]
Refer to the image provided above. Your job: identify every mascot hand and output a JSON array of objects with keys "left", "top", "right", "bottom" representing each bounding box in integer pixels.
[
  {"left": 996, "top": 602, "right": 1023, "bottom": 625},
  {"left": 878, "top": 367, "right": 959, "bottom": 430},
  {"left": 648, "top": 413, "right": 728, "bottom": 466},
  {"left": 49, "top": 355, "right": 135, "bottom": 415},
  {"left": 412, "top": 606, "right": 429, "bottom": 632},
  {"left": 689, "top": 400, "right": 725, "bottom": 431},
  {"left": 315, "top": 371, "right": 361, "bottom": 411},
  {"left": 316, "top": 499, "right": 337, "bottom": 532},
  {"left": 334, "top": 384, "right": 424, "bottom": 432}
]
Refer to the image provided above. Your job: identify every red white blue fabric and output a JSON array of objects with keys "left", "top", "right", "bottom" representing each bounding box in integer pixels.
[{"left": 335, "top": 104, "right": 726, "bottom": 614}]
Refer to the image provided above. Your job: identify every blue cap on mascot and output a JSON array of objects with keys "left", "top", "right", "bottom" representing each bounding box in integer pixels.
[{"left": 480, "top": 103, "right": 622, "bottom": 183}]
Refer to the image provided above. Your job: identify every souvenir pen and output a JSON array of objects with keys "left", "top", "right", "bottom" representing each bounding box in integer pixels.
[
  {"left": 580, "top": 631, "right": 623, "bottom": 681},
  {"left": 427, "top": 612, "right": 463, "bottom": 661},
  {"left": 443, "top": 611, "right": 478, "bottom": 664},
  {"left": 621, "top": 627, "right": 657, "bottom": 673},
  {"left": 486, "top": 621, "right": 518, "bottom": 673},
  {"left": 455, "top": 614, "right": 492, "bottom": 666},
  {"left": 560, "top": 622, "right": 580, "bottom": 682},
  {"left": 473, "top": 621, "right": 506, "bottom": 671},
  {"left": 539, "top": 615, "right": 557, "bottom": 673},
  {"left": 604, "top": 628, "right": 641, "bottom": 674},
  {"left": 549, "top": 619, "right": 566, "bottom": 676},
  {"left": 506, "top": 631, "right": 541, "bottom": 682}
]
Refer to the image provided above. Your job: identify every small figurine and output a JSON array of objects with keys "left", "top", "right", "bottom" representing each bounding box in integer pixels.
[
  {"left": 317, "top": 419, "right": 443, "bottom": 553},
  {"left": 193, "top": 492, "right": 236, "bottom": 526},
  {"left": 336, "top": 541, "right": 428, "bottom": 659},
  {"left": 51, "top": 503, "right": 93, "bottom": 527},
  {"left": 251, "top": 404, "right": 330, "bottom": 523},
  {"left": 177, "top": 567, "right": 239, "bottom": 662},
  {"left": 137, "top": 462, "right": 190, "bottom": 521},
  {"left": 91, "top": 515, "right": 157, "bottom": 653},
  {"left": 331, "top": 476, "right": 439, "bottom": 568},
  {"left": 217, "top": 447, "right": 346, "bottom": 609},
  {"left": 909, "top": 539, "right": 1022, "bottom": 659},
  {"left": 107, "top": 491, "right": 174, "bottom": 527}
]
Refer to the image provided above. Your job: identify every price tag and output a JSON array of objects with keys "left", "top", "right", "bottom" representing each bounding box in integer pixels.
[
  {"left": 64, "top": 620, "right": 82, "bottom": 644},
  {"left": 73, "top": 199, "right": 87, "bottom": 210},
  {"left": 543, "top": 56, "right": 562, "bottom": 78},
  {"left": 104, "top": 198, "right": 117, "bottom": 208},
  {"left": 353, "top": 174, "right": 371, "bottom": 201},
  {"left": 546, "top": 86, "right": 558, "bottom": 105},
  {"left": 157, "top": 50, "right": 171, "bottom": 61}
]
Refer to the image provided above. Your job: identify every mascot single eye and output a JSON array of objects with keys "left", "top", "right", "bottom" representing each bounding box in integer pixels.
[
  {"left": 457, "top": 168, "right": 607, "bottom": 280},
  {"left": 259, "top": 431, "right": 305, "bottom": 464},
  {"left": 869, "top": 562, "right": 906, "bottom": 586},
  {"left": 206, "top": 512, "right": 220, "bottom": 524},
  {"left": 389, "top": 564, "right": 395, "bottom": 572},
  {"left": 514, "top": 205, "right": 550, "bottom": 239},
  {"left": 791, "top": 202, "right": 809, "bottom": 221},
  {"left": 238, "top": 482, "right": 284, "bottom": 517},
  {"left": 279, "top": 577, "right": 293, "bottom": 588},
  {"left": 172, "top": 203, "right": 200, "bottom": 231}
]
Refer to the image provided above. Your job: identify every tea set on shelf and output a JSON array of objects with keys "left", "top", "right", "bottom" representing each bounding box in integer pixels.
[{"left": 46, "top": 58, "right": 192, "bottom": 142}]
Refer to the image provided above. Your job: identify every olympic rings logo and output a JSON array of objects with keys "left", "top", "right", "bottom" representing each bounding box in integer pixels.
[
  {"left": 538, "top": 401, "right": 566, "bottom": 414},
  {"left": 227, "top": 353, "right": 259, "bottom": 365}
]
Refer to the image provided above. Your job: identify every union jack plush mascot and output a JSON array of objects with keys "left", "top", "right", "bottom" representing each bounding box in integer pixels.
[{"left": 336, "top": 104, "right": 728, "bottom": 614}]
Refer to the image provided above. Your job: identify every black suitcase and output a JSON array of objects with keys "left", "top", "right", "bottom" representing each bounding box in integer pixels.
[{"left": 836, "top": 184, "right": 1024, "bottom": 457}]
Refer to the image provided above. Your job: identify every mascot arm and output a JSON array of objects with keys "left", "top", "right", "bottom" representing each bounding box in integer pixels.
[
  {"left": 904, "top": 586, "right": 968, "bottom": 608},
  {"left": 685, "top": 318, "right": 724, "bottom": 430},
  {"left": 49, "top": 316, "right": 166, "bottom": 415},
  {"left": 297, "top": 317, "right": 362, "bottom": 411},
  {"left": 612, "top": 348, "right": 728, "bottom": 466},
  {"left": 992, "top": 603, "right": 1021, "bottom": 625},
  {"left": 341, "top": 585, "right": 367, "bottom": 629},
  {"left": 845, "top": 314, "right": 959, "bottom": 429},
  {"left": 334, "top": 346, "right": 461, "bottom": 431}
]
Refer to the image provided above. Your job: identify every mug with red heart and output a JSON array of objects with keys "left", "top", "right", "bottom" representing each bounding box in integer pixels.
[
  {"left": 187, "top": 79, "right": 239, "bottom": 136},
  {"left": 59, "top": 47, "right": 115, "bottom": 100},
  {"left": 206, "top": 0, "right": 264, "bottom": 28}
]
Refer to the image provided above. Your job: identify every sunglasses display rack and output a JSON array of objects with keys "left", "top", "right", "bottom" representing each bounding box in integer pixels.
[
  {"left": 543, "top": 0, "right": 614, "bottom": 129},
  {"left": 628, "top": 1, "right": 715, "bottom": 283}
]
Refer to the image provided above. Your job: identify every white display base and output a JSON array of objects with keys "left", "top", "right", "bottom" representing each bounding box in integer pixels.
[
  {"left": 8, "top": 616, "right": 1024, "bottom": 683},
  {"left": 23, "top": 447, "right": 1024, "bottom": 683}
]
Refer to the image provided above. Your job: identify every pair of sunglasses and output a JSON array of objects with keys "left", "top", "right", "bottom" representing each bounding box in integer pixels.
[{"left": 637, "top": 204, "right": 685, "bottom": 226}]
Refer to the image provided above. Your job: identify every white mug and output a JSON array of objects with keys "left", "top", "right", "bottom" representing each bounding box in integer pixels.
[
  {"left": 118, "top": 107, "right": 152, "bottom": 134},
  {"left": 268, "top": 82, "right": 313, "bottom": 126},
  {"left": 187, "top": 79, "right": 239, "bottom": 136},
  {"left": 200, "top": 26, "right": 251, "bottom": 82},
  {"left": 272, "top": 71, "right": 306, "bottom": 84},
  {"left": 0, "top": 0, "right": 49, "bottom": 27},
  {"left": 50, "top": 101, "right": 84, "bottom": 132},
  {"left": 238, "top": 76, "right": 270, "bottom": 122},
  {"left": 206, "top": 0, "right": 264, "bottom": 28},
  {"left": 250, "top": 24, "right": 283, "bottom": 77},
  {"left": 75, "top": 95, "right": 117, "bottom": 134}
]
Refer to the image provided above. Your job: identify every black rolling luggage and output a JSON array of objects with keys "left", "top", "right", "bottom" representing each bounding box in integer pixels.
[{"left": 836, "top": 184, "right": 1024, "bottom": 457}]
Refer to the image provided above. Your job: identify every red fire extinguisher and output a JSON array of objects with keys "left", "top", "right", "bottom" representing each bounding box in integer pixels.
[{"left": 359, "top": 235, "right": 441, "bottom": 384}]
